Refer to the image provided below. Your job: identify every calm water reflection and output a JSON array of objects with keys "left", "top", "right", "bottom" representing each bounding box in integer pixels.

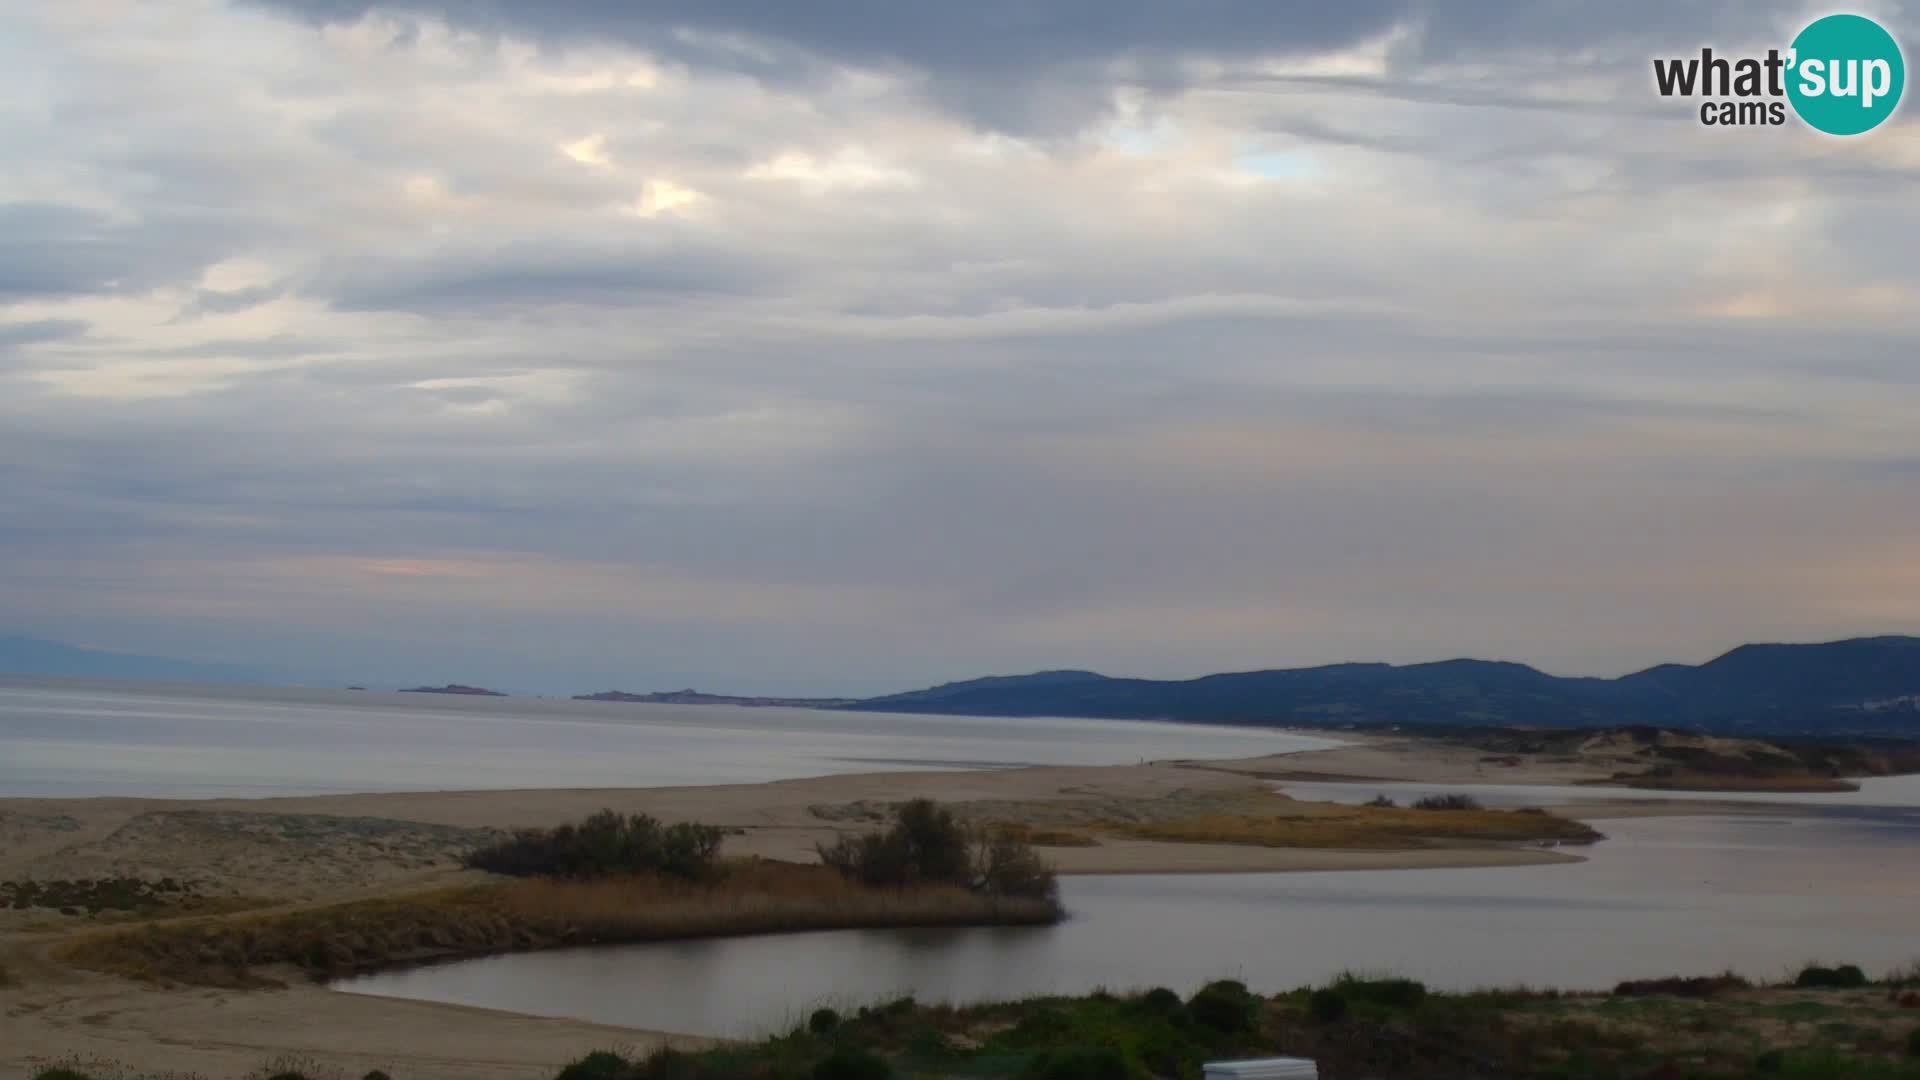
[{"left": 336, "top": 810, "right": 1920, "bottom": 1037}]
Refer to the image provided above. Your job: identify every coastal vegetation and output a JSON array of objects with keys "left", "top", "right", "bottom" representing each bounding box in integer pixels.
[
  {"left": 29, "top": 964, "right": 1920, "bottom": 1080},
  {"left": 817, "top": 799, "right": 1058, "bottom": 902},
  {"left": 60, "top": 804, "right": 1061, "bottom": 987},
  {"left": 1111, "top": 797, "right": 1600, "bottom": 850},
  {"left": 3, "top": 877, "right": 203, "bottom": 915},
  {"left": 463, "top": 810, "right": 726, "bottom": 881}
]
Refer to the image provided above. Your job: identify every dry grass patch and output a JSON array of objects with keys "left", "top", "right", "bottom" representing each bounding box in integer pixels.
[
  {"left": 61, "top": 860, "right": 1059, "bottom": 986},
  {"left": 1112, "top": 799, "right": 1600, "bottom": 850},
  {"left": 983, "top": 823, "right": 1100, "bottom": 847}
]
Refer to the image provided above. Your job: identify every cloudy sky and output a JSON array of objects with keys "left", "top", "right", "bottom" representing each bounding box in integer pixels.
[{"left": 4, "top": 1, "right": 1919, "bottom": 693}]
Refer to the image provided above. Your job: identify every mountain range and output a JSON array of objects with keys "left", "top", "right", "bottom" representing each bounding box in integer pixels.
[
  {"left": 6, "top": 631, "right": 1919, "bottom": 737},
  {"left": 846, "top": 636, "right": 1920, "bottom": 737}
]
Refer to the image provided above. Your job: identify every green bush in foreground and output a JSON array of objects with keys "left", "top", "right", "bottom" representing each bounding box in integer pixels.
[
  {"left": 809, "top": 1007, "right": 842, "bottom": 1034},
  {"left": 1335, "top": 975, "right": 1427, "bottom": 1010},
  {"left": 1307, "top": 987, "right": 1349, "bottom": 1024},
  {"left": 1021, "top": 1046, "right": 1130, "bottom": 1080},
  {"left": 1909, "top": 1028, "right": 1920, "bottom": 1057},
  {"left": 555, "top": 1051, "right": 632, "bottom": 1080},
  {"left": 1188, "top": 980, "right": 1257, "bottom": 1033},
  {"left": 1795, "top": 963, "right": 1869, "bottom": 989},
  {"left": 812, "top": 1047, "right": 891, "bottom": 1080}
]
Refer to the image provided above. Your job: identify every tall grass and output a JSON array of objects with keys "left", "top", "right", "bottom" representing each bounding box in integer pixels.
[
  {"left": 61, "top": 861, "right": 1059, "bottom": 986},
  {"left": 1114, "top": 801, "right": 1600, "bottom": 849}
]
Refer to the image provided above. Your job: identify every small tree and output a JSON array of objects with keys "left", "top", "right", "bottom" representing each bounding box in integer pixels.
[
  {"left": 818, "top": 799, "right": 1056, "bottom": 901},
  {"left": 973, "top": 829, "right": 1058, "bottom": 903}
]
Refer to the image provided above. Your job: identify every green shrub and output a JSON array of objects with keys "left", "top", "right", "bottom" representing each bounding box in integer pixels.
[
  {"left": 809, "top": 1007, "right": 841, "bottom": 1034},
  {"left": 1137, "top": 987, "right": 1184, "bottom": 1016},
  {"left": 1794, "top": 964, "right": 1869, "bottom": 989},
  {"left": 906, "top": 1027, "right": 953, "bottom": 1058},
  {"left": 556, "top": 1050, "right": 635, "bottom": 1080},
  {"left": 32, "top": 1071, "right": 96, "bottom": 1080},
  {"left": 1022, "top": 1046, "right": 1131, "bottom": 1080},
  {"left": 1010, "top": 1007, "right": 1077, "bottom": 1044},
  {"left": 1908, "top": 1029, "right": 1920, "bottom": 1058},
  {"left": 635, "top": 1048, "right": 697, "bottom": 1080},
  {"left": 1308, "top": 988, "right": 1349, "bottom": 1024},
  {"left": 1755, "top": 1049, "right": 1786, "bottom": 1073},
  {"left": 1188, "top": 981, "right": 1255, "bottom": 1033},
  {"left": 812, "top": 1047, "right": 891, "bottom": 1080},
  {"left": 974, "top": 829, "right": 1060, "bottom": 903},
  {"left": 818, "top": 799, "right": 1056, "bottom": 901},
  {"left": 1337, "top": 976, "right": 1427, "bottom": 1010},
  {"left": 363, "top": 1072, "right": 392, "bottom": 1080},
  {"left": 466, "top": 811, "right": 722, "bottom": 881},
  {"left": 1613, "top": 974, "right": 1750, "bottom": 998},
  {"left": 1366, "top": 794, "right": 1397, "bottom": 808}
]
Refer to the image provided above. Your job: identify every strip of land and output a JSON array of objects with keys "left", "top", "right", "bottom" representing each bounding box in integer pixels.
[{"left": 0, "top": 737, "right": 1888, "bottom": 1080}]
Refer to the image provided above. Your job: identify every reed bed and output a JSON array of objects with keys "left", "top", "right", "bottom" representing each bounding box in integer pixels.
[
  {"left": 1113, "top": 802, "right": 1601, "bottom": 850},
  {"left": 61, "top": 861, "right": 1060, "bottom": 987}
]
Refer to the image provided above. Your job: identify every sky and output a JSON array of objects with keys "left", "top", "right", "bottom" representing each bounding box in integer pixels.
[{"left": 3, "top": 1, "right": 1920, "bottom": 695}]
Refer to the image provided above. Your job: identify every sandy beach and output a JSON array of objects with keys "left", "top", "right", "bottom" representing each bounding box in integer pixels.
[{"left": 0, "top": 739, "right": 1782, "bottom": 1080}]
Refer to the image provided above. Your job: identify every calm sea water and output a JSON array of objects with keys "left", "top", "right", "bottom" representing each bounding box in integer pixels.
[
  {"left": 337, "top": 809, "right": 1920, "bottom": 1038},
  {"left": 0, "top": 676, "right": 1335, "bottom": 798}
]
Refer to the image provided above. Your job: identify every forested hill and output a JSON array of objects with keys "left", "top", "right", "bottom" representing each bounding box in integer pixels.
[{"left": 844, "top": 637, "right": 1920, "bottom": 736}]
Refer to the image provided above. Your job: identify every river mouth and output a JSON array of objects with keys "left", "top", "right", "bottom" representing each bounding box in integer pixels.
[{"left": 332, "top": 807, "right": 1920, "bottom": 1039}]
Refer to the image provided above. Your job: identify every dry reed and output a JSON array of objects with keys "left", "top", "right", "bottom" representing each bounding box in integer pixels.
[{"left": 61, "top": 861, "right": 1059, "bottom": 986}]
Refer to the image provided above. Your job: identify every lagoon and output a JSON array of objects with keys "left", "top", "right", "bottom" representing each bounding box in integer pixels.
[{"left": 337, "top": 808, "right": 1920, "bottom": 1038}]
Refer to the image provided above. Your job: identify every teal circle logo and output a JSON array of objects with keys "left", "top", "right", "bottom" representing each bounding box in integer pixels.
[{"left": 1787, "top": 14, "right": 1905, "bottom": 135}]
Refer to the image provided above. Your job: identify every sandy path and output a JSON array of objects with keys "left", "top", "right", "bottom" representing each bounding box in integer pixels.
[{"left": 4, "top": 969, "right": 700, "bottom": 1080}]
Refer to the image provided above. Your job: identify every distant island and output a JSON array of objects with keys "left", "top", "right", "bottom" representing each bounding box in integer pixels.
[
  {"left": 574, "top": 688, "right": 859, "bottom": 707},
  {"left": 399, "top": 683, "right": 507, "bottom": 697}
]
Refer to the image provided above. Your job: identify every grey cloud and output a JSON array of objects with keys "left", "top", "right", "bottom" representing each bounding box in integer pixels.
[
  {"left": 243, "top": 1, "right": 1833, "bottom": 133},
  {"left": 312, "top": 242, "right": 775, "bottom": 313},
  {"left": 0, "top": 319, "right": 88, "bottom": 350},
  {"left": 246, "top": 0, "right": 1408, "bottom": 132},
  {"left": 0, "top": 203, "right": 234, "bottom": 301}
]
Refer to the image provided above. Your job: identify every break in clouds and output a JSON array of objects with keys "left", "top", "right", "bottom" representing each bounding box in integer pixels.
[{"left": 3, "top": 1, "right": 1920, "bottom": 693}]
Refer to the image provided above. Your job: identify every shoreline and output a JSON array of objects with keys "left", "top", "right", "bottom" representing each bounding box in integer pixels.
[{"left": 0, "top": 740, "right": 1887, "bottom": 1080}]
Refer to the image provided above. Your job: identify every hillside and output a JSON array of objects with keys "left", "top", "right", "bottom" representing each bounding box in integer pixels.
[{"left": 847, "top": 636, "right": 1920, "bottom": 737}]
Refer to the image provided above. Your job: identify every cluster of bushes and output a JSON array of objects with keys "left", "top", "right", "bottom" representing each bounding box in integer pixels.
[
  {"left": 1795, "top": 963, "right": 1870, "bottom": 989},
  {"left": 1410, "top": 793, "right": 1484, "bottom": 811},
  {"left": 2, "top": 876, "right": 197, "bottom": 914},
  {"left": 464, "top": 810, "right": 724, "bottom": 881},
  {"left": 1613, "top": 973, "right": 1751, "bottom": 998},
  {"left": 817, "top": 799, "right": 1057, "bottom": 903}
]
